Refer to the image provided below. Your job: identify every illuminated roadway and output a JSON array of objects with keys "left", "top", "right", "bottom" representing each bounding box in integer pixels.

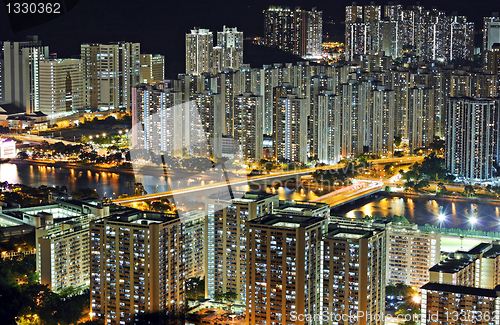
[
  {"left": 112, "top": 157, "right": 422, "bottom": 206},
  {"left": 5, "top": 133, "right": 78, "bottom": 146},
  {"left": 312, "top": 180, "right": 385, "bottom": 207}
]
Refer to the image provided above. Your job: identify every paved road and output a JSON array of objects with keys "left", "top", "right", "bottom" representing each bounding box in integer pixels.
[{"left": 5, "top": 133, "right": 79, "bottom": 146}]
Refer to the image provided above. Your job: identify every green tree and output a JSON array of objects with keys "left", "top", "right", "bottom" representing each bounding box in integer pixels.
[
  {"left": 72, "top": 188, "right": 100, "bottom": 199},
  {"left": 214, "top": 290, "right": 224, "bottom": 302},
  {"left": 224, "top": 291, "right": 237, "bottom": 303},
  {"left": 394, "top": 136, "right": 402, "bottom": 147},
  {"left": 464, "top": 185, "right": 475, "bottom": 197},
  {"left": 134, "top": 183, "right": 147, "bottom": 196}
]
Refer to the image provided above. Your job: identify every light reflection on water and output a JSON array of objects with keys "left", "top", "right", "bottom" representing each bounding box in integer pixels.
[
  {"left": 0, "top": 163, "right": 320, "bottom": 201},
  {"left": 340, "top": 196, "right": 500, "bottom": 232}
]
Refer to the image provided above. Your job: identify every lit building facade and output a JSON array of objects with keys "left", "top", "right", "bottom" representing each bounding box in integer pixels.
[
  {"left": 80, "top": 42, "right": 140, "bottom": 111},
  {"left": 446, "top": 97, "right": 500, "bottom": 181},
  {"left": 408, "top": 86, "right": 435, "bottom": 152},
  {"left": 37, "top": 214, "right": 97, "bottom": 292},
  {"left": 183, "top": 210, "right": 205, "bottom": 279},
  {"left": 39, "top": 59, "right": 83, "bottom": 119},
  {"left": 421, "top": 283, "right": 500, "bottom": 325},
  {"left": 90, "top": 210, "right": 185, "bottom": 324},
  {"left": 330, "top": 217, "right": 441, "bottom": 288},
  {"left": 344, "top": 3, "right": 474, "bottom": 62},
  {"left": 139, "top": 54, "right": 164, "bottom": 85},
  {"left": 273, "top": 89, "right": 308, "bottom": 164},
  {"left": 234, "top": 93, "right": 264, "bottom": 161},
  {"left": 246, "top": 214, "right": 326, "bottom": 325},
  {"left": 216, "top": 26, "right": 244, "bottom": 71},
  {"left": 1, "top": 36, "right": 49, "bottom": 113},
  {"left": 204, "top": 191, "right": 278, "bottom": 304},
  {"left": 322, "top": 224, "right": 386, "bottom": 325},
  {"left": 484, "top": 14, "right": 500, "bottom": 52},
  {"left": 31, "top": 199, "right": 110, "bottom": 292},
  {"left": 264, "top": 6, "right": 322, "bottom": 58},
  {"left": 421, "top": 242, "right": 500, "bottom": 325},
  {"left": 186, "top": 28, "right": 213, "bottom": 76}
]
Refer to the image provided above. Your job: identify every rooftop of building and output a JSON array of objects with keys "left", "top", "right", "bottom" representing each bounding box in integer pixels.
[
  {"left": 58, "top": 198, "right": 105, "bottom": 209},
  {"left": 101, "top": 208, "right": 179, "bottom": 225},
  {"left": 276, "top": 200, "right": 330, "bottom": 213},
  {"left": 431, "top": 242, "right": 500, "bottom": 273},
  {"left": 325, "top": 224, "right": 383, "bottom": 239},
  {"left": 421, "top": 282, "right": 500, "bottom": 298},
  {"left": 207, "top": 191, "right": 277, "bottom": 203},
  {"left": 468, "top": 242, "right": 494, "bottom": 255},
  {"left": 429, "top": 252, "right": 474, "bottom": 273},
  {"left": 0, "top": 104, "right": 24, "bottom": 115},
  {"left": 250, "top": 214, "right": 325, "bottom": 229}
]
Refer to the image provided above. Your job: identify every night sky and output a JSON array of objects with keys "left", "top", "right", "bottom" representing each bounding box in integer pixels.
[{"left": 0, "top": 0, "right": 496, "bottom": 77}]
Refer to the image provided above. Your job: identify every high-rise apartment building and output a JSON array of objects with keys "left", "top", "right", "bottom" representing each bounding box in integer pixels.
[
  {"left": 35, "top": 199, "right": 110, "bottom": 292},
  {"left": 408, "top": 86, "right": 435, "bottom": 152},
  {"left": 186, "top": 27, "right": 244, "bottom": 76},
  {"left": 131, "top": 84, "right": 211, "bottom": 158},
  {"left": 345, "top": 3, "right": 474, "bottom": 62},
  {"left": 323, "top": 224, "right": 386, "bottom": 325},
  {"left": 304, "top": 8, "right": 323, "bottom": 59},
  {"left": 264, "top": 6, "right": 322, "bottom": 58},
  {"left": 449, "top": 15, "right": 475, "bottom": 62},
  {"left": 1, "top": 36, "right": 49, "bottom": 113},
  {"left": 234, "top": 93, "right": 264, "bottom": 161},
  {"left": 37, "top": 214, "right": 97, "bottom": 292},
  {"left": 316, "top": 91, "right": 341, "bottom": 164},
  {"left": 371, "top": 87, "right": 395, "bottom": 157},
  {"left": 90, "top": 209, "right": 185, "bottom": 324},
  {"left": 81, "top": 42, "right": 140, "bottom": 111},
  {"left": 247, "top": 214, "right": 326, "bottom": 325},
  {"left": 139, "top": 54, "right": 164, "bottom": 85},
  {"left": 429, "top": 243, "right": 500, "bottom": 289},
  {"left": 273, "top": 87, "right": 308, "bottom": 164},
  {"left": 183, "top": 210, "right": 205, "bottom": 279},
  {"left": 186, "top": 28, "right": 213, "bottom": 76},
  {"left": 217, "top": 26, "right": 244, "bottom": 71},
  {"left": 487, "top": 43, "right": 500, "bottom": 74},
  {"left": 484, "top": 14, "right": 500, "bottom": 52},
  {"left": 204, "top": 191, "right": 278, "bottom": 304},
  {"left": 421, "top": 242, "right": 500, "bottom": 325},
  {"left": 421, "top": 283, "right": 500, "bottom": 325},
  {"left": 38, "top": 59, "right": 83, "bottom": 119},
  {"left": 446, "top": 97, "right": 500, "bottom": 180},
  {"left": 330, "top": 217, "right": 441, "bottom": 288}
]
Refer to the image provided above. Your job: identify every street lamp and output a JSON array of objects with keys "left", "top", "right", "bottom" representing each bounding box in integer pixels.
[{"left": 470, "top": 216, "right": 477, "bottom": 229}]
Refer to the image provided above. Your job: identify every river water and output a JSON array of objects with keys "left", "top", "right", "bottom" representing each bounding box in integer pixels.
[
  {"left": 2, "top": 162, "right": 500, "bottom": 232},
  {"left": 335, "top": 195, "right": 500, "bottom": 232},
  {"left": 0, "top": 162, "right": 319, "bottom": 201}
]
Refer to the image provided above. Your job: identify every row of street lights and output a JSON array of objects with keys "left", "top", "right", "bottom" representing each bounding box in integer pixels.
[
  {"left": 87, "top": 129, "right": 129, "bottom": 140},
  {"left": 437, "top": 212, "right": 477, "bottom": 228}
]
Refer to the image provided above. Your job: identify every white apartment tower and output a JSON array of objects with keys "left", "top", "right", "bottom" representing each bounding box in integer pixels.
[
  {"left": 39, "top": 59, "right": 83, "bottom": 119},
  {"left": 186, "top": 28, "right": 213, "bottom": 75},
  {"left": 1, "top": 36, "right": 49, "bottom": 113},
  {"left": 80, "top": 42, "right": 140, "bottom": 111},
  {"left": 217, "top": 26, "right": 244, "bottom": 71}
]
